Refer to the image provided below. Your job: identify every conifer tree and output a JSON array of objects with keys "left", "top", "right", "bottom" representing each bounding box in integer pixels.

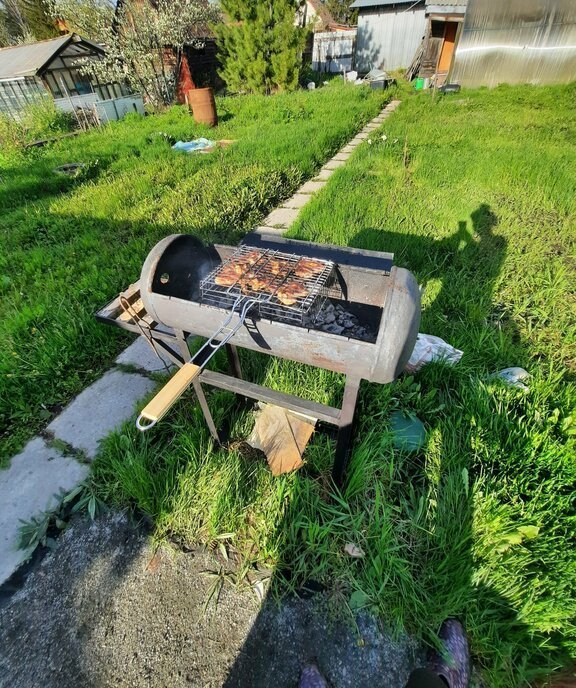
[{"left": 215, "top": 0, "right": 307, "bottom": 94}]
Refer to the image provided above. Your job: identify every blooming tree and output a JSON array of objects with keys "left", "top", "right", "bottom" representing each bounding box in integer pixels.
[{"left": 49, "top": 0, "right": 221, "bottom": 105}]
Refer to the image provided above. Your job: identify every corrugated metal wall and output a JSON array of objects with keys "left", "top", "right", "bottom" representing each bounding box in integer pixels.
[
  {"left": 355, "top": 4, "right": 427, "bottom": 72},
  {"left": 451, "top": 0, "right": 576, "bottom": 86}
]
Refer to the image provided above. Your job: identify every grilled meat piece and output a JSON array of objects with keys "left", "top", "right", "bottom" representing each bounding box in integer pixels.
[
  {"left": 239, "top": 275, "right": 270, "bottom": 293},
  {"left": 294, "top": 258, "right": 325, "bottom": 279},
  {"left": 214, "top": 266, "right": 239, "bottom": 287},
  {"left": 276, "top": 281, "right": 309, "bottom": 306}
]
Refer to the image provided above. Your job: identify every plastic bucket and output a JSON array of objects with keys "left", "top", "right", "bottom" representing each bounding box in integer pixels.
[
  {"left": 187, "top": 87, "right": 218, "bottom": 127},
  {"left": 414, "top": 77, "right": 425, "bottom": 90}
]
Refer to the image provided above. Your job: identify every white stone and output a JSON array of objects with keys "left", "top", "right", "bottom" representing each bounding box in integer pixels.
[
  {"left": 253, "top": 226, "right": 284, "bottom": 235},
  {"left": 282, "top": 194, "right": 312, "bottom": 209},
  {"left": 315, "top": 168, "right": 335, "bottom": 181},
  {"left": 298, "top": 180, "right": 327, "bottom": 194},
  {"left": 47, "top": 369, "right": 156, "bottom": 458},
  {"left": 324, "top": 159, "right": 347, "bottom": 170},
  {"left": 0, "top": 437, "right": 89, "bottom": 585}
]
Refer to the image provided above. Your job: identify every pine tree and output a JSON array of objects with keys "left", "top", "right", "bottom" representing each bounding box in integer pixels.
[{"left": 215, "top": 0, "right": 307, "bottom": 94}]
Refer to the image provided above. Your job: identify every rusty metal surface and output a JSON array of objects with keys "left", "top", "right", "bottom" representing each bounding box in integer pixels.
[
  {"left": 451, "top": 0, "right": 576, "bottom": 87},
  {"left": 139, "top": 237, "right": 420, "bottom": 385}
]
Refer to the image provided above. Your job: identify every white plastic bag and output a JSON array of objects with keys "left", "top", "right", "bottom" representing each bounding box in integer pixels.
[{"left": 405, "top": 334, "right": 463, "bottom": 373}]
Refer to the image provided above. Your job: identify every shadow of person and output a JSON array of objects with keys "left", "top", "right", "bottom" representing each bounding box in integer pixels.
[{"left": 349, "top": 204, "right": 506, "bottom": 350}]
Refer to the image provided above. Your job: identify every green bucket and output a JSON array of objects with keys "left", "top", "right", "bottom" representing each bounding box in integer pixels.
[{"left": 414, "top": 77, "right": 425, "bottom": 90}]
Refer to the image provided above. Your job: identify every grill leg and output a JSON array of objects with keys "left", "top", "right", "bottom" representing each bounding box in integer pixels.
[
  {"left": 332, "top": 376, "right": 361, "bottom": 487},
  {"left": 226, "top": 344, "right": 243, "bottom": 379},
  {"left": 192, "top": 379, "right": 221, "bottom": 444},
  {"left": 175, "top": 329, "right": 191, "bottom": 364}
]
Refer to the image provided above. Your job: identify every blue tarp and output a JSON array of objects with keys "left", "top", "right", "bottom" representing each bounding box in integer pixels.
[{"left": 172, "top": 138, "right": 216, "bottom": 153}]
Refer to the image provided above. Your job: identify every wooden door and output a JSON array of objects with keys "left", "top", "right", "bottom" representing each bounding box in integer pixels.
[{"left": 438, "top": 21, "right": 458, "bottom": 73}]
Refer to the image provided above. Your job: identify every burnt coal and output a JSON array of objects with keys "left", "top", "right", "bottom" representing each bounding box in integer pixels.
[
  {"left": 198, "top": 295, "right": 379, "bottom": 343},
  {"left": 303, "top": 300, "right": 377, "bottom": 343}
]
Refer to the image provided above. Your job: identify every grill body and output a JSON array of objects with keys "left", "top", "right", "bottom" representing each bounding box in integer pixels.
[{"left": 140, "top": 234, "right": 421, "bottom": 385}]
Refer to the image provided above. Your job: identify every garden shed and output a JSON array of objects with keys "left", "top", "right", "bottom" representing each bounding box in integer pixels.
[
  {"left": 351, "top": 0, "right": 427, "bottom": 72},
  {"left": 412, "top": 0, "right": 468, "bottom": 85},
  {"left": 0, "top": 33, "right": 138, "bottom": 119}
]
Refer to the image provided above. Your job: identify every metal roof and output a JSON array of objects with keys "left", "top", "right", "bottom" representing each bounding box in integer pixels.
[
  {"left": 0, "top": 35, "right": 72, "bottom": 80},
  {"left": 427, "top": 0, "right": 467, "bottom": 5},
  {"left": 0, "top": 34, "right": 104, "bottom": 81},
  {"left": 350, "top": 0, "right": 424, "bottom": 8}
]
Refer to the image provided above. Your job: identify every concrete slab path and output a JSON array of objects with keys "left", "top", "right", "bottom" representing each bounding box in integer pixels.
[
  {"left": 0, "top": 438, "right": 89, "bottom": 585},
  {"left": 47, "top": 369, "right": 156, "bottom": 460}
]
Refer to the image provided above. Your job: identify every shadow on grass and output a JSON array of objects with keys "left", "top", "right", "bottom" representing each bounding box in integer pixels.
[{"left": 220, "top": 206, "right": 572, "bottom": 686}]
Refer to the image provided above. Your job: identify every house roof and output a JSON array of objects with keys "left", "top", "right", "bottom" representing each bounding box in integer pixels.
[
  {"left": 0, "top": 34, "right": 104, "bottom": 81},
  {"left": 350, "top": 0, "right": 424, "bottom": 8},
  {"left": 350, "top": 0, "right": 424, "bottom": 9},
  {"left": 426, "top": 0, "right": 468, "bottom": 15},
  {"left": 306, "top": 0, "right": 346, "bottom": 29}
]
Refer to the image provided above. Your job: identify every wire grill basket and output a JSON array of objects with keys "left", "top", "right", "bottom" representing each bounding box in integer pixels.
[{"left": 200, "top": 245, "right": 335, "bottom": 325}]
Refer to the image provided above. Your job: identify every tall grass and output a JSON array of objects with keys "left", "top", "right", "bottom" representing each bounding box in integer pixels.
[
  {"left": 92, "top": 83, "right": 576, "bottom": 687},
  {"left": 0, "top": 82, "right": 389, "bottom": 465}
]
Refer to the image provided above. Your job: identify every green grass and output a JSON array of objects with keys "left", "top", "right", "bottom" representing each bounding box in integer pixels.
[
  {"left": 0, "top": 82, "right": 390, "bottom": 464},
  {"left": 92, "top": 83, "right": 576, "bottom": 687}
]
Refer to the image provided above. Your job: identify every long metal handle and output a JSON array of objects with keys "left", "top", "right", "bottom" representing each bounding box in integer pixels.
[{"left": 136, "top": 298, "right": 256, "bottom": 432}]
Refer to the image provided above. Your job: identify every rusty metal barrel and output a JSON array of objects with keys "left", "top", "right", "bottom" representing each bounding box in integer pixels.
[{"left": 187, "top": 87, "right": 218, "bottom": 127}]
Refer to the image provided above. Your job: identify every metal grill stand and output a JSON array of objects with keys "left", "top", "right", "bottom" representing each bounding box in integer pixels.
[
  {"left": 185, "top": 342, "right": 362, "bottom": 487},
  {"left": 96, "top": 234, "right": 421, "bottom": 485},
  {"left": 96, "top": 288, "right": 360, "bottom": 484}
]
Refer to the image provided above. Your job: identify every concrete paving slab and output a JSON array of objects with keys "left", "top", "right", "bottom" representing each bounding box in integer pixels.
[
  {"left": 340, "top": 145, "right": 356, "bottom": 153},
  {"left": 116, "top": 337, "right": 175, "bottom": 373},
  {"left": 48, "top": 369, "right": 156, "bottom": 459},
  {"left": 0, "top": 437, "right": 88, "bottom": 585},
  {"left": 298, "top": 180, "right": 327, "bottom": 194},
  {"left": 314, "top": 168, "right": 335, "bottom": 181},
  {"left": 365, "top": 123, "right": 379, "bottom": 130},
  {"left": 324, "top": 159, "right": 346, "bottom": 170},
  {"left": 331, "top": 153, "right": 351, "bottom": 161},
  {"left": 356, "top": 132, "right": 370, "bottom": 139},
  {"left": 262, "top": 207, "right": 300, "bottom": 228},
  {"left": 281, "top": 193, "right": 312, "bottom": 209},
  {"left": 254, "top": 226, "right": 284, "bottom": 235}
]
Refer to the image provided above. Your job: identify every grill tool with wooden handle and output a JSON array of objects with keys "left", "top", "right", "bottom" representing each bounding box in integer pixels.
[{"left": 136, "top": 297, "right": 256, "bottom": 431}]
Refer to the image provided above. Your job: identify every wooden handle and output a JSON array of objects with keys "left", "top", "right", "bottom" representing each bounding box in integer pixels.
[{"left": 139, "top": 363, "right": 201, "bottom": 424}]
